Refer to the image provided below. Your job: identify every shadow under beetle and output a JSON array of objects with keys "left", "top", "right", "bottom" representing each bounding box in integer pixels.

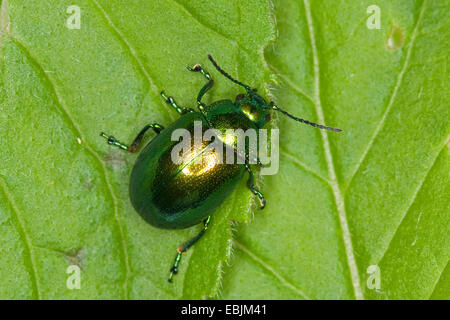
[{"left": 100, "top": 55, "right": 341, "bottom": 282}]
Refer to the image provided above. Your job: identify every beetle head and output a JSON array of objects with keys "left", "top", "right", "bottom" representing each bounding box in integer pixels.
[
  {"left": 234, "top": 89, "right": 271, "bottom": 128},
  {"left": 208, "top": 54, "right": 342, "bottom": 132}
]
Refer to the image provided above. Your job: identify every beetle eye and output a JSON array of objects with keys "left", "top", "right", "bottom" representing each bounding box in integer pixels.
[{"left": 236, "top": 94, "right": 245, "bottom": 100}]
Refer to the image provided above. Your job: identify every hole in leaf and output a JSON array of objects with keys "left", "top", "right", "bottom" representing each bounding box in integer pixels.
[{"left": 386, "top": 25, "right": 404, "bottom": 50}]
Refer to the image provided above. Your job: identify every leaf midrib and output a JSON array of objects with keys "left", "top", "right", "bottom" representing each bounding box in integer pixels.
[{"left": 302, "top": 0, "right": 363, "bottom": 300}]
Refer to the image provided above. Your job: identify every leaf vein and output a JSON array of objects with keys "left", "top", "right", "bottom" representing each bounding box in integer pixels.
[
  {"left": 303, "top": 0, "right": 363, "bottom": 299},
  {"left": 9, "top": 36, "right": 132, "bottom": 299},
  {"left": 267, "top": 63, "right": 315, "bottom": 103},
  {"left": 89, "top": 0, "right": 175, "bottom": 122},
  {"left": 234, "top": 240, "right": 312, "bottom": 299},
  {"left": 280, "top": 148, "right": 330, "bottom": 184},
  {"left": 429, "top": 260, "right": 450, "bottom": 299},
  {"left": 171, "top": 0, "right": 252, "bottom": 57},
  {"left": 345, "top": 0, "right": 427, "bottom": 190},
  {"left": 375, "top": 140, "right": 448, "bottom": 266},
  {"left": 0, "top": 177, "right": 41, "bottom": 299}
]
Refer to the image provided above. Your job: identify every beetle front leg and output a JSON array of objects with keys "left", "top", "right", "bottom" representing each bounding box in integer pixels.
[
  {"left": 187, "top": 64, "right": 214, "bottom": 114},
  {"left": 245, "top": 164, "right": 266, "bottom": 209},
  {"left": 160, "top": 91, "right": 193, "bottom": 115},
  {"left": 168, "top": 216, "right": 211, "bottom": 282},
  {"left": 100, "top": 123, "right": 165, "bottom": 153}
]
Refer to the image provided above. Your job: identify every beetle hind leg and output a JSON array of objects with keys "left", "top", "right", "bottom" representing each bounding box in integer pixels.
[
  {"left": 168, "top": 216, "right": 211, "bottom": 282},
  {"left": 100, "top": 123, "right": 164, "bottom": 153},
  {"left": 245, "top": 164, "right": 266, "bottom": 209}
]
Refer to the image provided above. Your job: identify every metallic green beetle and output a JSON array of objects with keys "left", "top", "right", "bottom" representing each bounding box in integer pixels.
[{"left": 100, "top": 55, "right": 341, "bottom": 282}]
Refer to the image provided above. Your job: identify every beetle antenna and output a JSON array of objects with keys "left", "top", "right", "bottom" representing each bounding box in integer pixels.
[
  {"left": 272, "top": 103, "right": 342, "bottom": 132},
  {"left": 208, "top": 54, "right": 253, "bottom": 91}
]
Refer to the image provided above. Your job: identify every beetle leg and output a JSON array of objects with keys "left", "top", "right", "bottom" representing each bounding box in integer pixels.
[
  {"left": 160, "top": 91, "right": 193, "bottom": 114},
  {"left": 245, "top": 164, "right": 266, "bottom": 209},
  {"left": 168, "top": 216, "right": 211, "bottom": 283},
  {"left": 187, "top": 64, "right": 214, "bottom": 127},
  {"left": 187, "top": 63, "right": 212, "bottom": 83},
  {"left": 100, "top": 123, "right": 164, "bottom": 153},
  {"left": 187, "top": 64, "right": 214, "bottom": 110}
]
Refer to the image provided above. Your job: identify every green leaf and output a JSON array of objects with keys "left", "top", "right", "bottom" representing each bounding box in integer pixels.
[
  {"left": 0, "top": 0, "right": 275, "bottom": 299},
  {"left": 221, "top": 0, "right": 449, "bottom": 299},
  {"left": 1, "top": 0, "right": 449, "bottom": 301}
]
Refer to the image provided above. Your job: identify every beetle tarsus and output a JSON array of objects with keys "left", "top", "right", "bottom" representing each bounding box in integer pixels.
[
  {"left": 168, "top": 266, "right": 178, "bottom": 282},
  {"left": 258, "top": 194, "right": 266, "bottom": 210},
  {"left": 187, "top": 64, "right": 202, "bottom": 72}
]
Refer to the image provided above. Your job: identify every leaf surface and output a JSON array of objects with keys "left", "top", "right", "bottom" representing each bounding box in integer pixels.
[
  {"left": 221, "top": 0, "right": 449, "bottom": 299},
  {"left": 0, "top": 0, "right": 275, "bottom": 299}
]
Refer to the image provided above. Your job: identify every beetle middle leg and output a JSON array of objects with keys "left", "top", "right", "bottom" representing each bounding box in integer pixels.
[
  {"left": 168, "top": 216, "right": 211, "bottom": 282},
  {"left": 100, "top": 123, "right": 164, "bottom": 153},
  {"left": 245, "top": 164, "right": 266, "bottom": 209}
]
